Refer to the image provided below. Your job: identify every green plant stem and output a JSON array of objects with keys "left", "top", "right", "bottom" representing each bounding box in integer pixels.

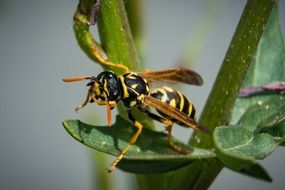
[
  {"left": 186, "top": 0, "right": 276, "bottom": 189},
  {"left": 125, "top": 0, "right": 142, "bottom": 44},
  {"left": 125, "top": 0, "right": 145, "bottom": 60},
  {"left": 97, "top": 0, "right": 140, "bottom": 72},
  {"left": 73, "top": 1, "right": 106, "bottom": 67},
  {"left": 190, "top": 0, "right": 276, "bottom": 148}
]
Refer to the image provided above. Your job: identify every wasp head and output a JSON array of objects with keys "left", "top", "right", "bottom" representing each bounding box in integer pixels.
[{"left": 86, "top": 76, "right": 108, "bottom": 101}]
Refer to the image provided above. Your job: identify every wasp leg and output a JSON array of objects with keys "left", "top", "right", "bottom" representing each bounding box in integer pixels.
[
  {"left": 164, "top": 123, "right": 188, "bottom": 155},
  {"left": 142, "top": 110, "right": 188, "bottom": 154},
  {"left": 73, "top": 9, "right": 129, "bottom": 73},
  {"left": 75, "top": 90, "right": 92, "bottom": 112},
  {"left": 90, "top": 97, "right": 117, "bottom": 127},
  {"left": 108, "top": 111, "right": 143, "bottom": 173},
  {"left": 98, "top": 57, "right": 130, "bottom": 73},
  {"left": 90, "top": 44, "right": 130, "bottom": 73},
  {"left": 91, "top": 98, "right": 117, "bottom": 108}
]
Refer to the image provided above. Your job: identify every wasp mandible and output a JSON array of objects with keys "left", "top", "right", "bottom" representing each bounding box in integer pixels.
[{"left": 63, "top": 67, "right": 208, "bottom": 173}]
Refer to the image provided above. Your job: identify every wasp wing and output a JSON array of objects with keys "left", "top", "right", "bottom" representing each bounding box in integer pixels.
[
  {"left": 138, "top": 67, "right": 203, "bottom": 86},
  {"left": 143, "top": 96, "right": 209, "bottom": 133}
]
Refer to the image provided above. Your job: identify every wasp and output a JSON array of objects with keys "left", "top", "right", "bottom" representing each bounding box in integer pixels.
[{"left": 63, "top": 67, "right": 208, "bottom": 172}]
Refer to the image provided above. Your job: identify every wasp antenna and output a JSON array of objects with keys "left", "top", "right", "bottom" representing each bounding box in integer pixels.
[{"left": 62, "top": 76, "right": 91, "bottom": 82}]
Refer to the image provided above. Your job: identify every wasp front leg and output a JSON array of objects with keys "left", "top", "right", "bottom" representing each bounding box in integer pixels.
[
  {"left": 90, "top": 98, "right": 117, "bottom": 108},
  {"left": 90, "top": 96, "right": 117, "bottom": 127},
  {"left": 108, "top": 111, "right": 143, "bottom": 173},
  {"left": 91, "top": 46, "right": 130, "bottom": 73},
  {"left": 74, "top": 89, "right": 93, "bottom": 112}
]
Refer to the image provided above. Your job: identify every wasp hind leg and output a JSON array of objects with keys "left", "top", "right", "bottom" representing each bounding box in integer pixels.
[
  {"left": 143, "top": 110, "right": 188, "bottom": 155},
  {"left": 165, "top": 122, "right": 188, "bottom": 155},
  {"left": 108, "top": 111, "right": 143, "bottom": 173}
]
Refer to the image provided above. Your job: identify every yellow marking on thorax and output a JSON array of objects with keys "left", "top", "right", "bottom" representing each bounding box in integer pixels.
[
  {"left": 127, "top": 73, "right": 137, "bottom": 80},
  {"left": 146, "top": 85, "right": 150, "bottom": 93},
  {"left": 129, "top": 88, "right": 140, "bottom": 96},
  {"left": 118, "top": 75, "right": 129, "bottom": 98},
  {"left": 137, "top": 94, "right": 144, "bottom": 101},
  {"left": 131, "top": 84, "right": 138, "bottom": 89},
  {"left": 129, "top": 100, "right": 137, "bottom": 107},
  {"left": 143, "top": 79, "right": 150, "bottom": 93}
]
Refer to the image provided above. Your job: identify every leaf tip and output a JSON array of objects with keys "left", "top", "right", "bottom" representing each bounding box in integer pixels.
[{"left": 62, "top": 119, "right": 73, "bottom": 130}]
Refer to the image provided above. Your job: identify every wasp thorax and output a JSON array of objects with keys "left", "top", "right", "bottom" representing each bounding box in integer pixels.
[{"left": 118, "top": 72, "right": 150, "bottom": 108}]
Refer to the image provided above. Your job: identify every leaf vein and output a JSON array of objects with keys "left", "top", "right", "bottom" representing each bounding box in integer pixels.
[{"left": 224, "top": 136, "right": 254, "bottom": 151}]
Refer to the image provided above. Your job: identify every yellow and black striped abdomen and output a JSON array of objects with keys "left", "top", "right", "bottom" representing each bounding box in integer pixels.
[{"left": 150, "top": 87, "right": 196, "bottom": 122}]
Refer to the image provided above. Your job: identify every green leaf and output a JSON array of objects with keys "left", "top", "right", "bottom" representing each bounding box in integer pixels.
[
  {"left": 97, "top": 0, "right": 139, "bottom": 72},
  {"left": 237, "top": 96, "right": 285, "bottom": 133},
  {"left": 238, "top": 163, "right": 272, "bottom": 182},
  {"left": 231, "top": 4, "right": 285, "bottom": 124},
  {"left": 183, "top": 1, "right": 278, "bottom": 188},
  {"left": 62, "top": 115, "right": 215, "bottom": 173},
  {"left": 214, "top": 97, "right": 285, "bottom": 171},
  {"left": 214, "top": 126, "right": 277, "bottom": 169},
  {"left": 214, "top": 3, "right": 285, "bottom": 182}
]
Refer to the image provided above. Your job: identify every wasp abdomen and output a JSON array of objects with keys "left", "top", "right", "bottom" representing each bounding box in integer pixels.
[{"left": 150, "top": 87, "right": 196, "bottom": 122}]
